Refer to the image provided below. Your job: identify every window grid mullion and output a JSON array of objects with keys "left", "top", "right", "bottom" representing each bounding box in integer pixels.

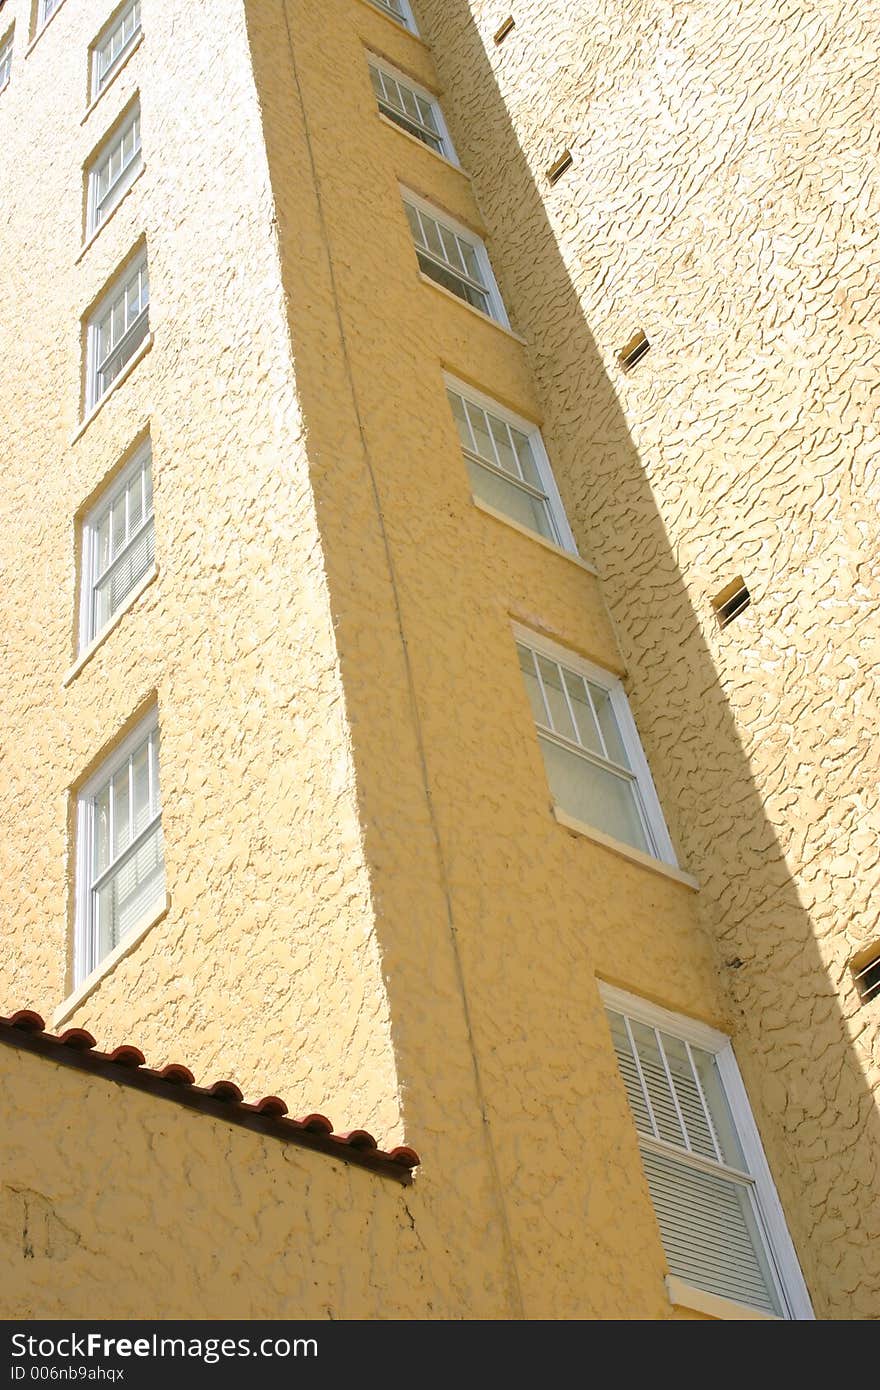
[
  {"left": 654, "top": 1027, "right": 691, "bottom": 1152},
  {"left": 579, "top": 677, "right": 610, "bottom": 762},
  {"left": 536, "top": 721, "right": 640, "bottom": 786},
  {"left": 462, "top": 448, "right": 550, "bottom": 502},
  {"left": 556, "top": 659, "right": 584, "bottom": 748},
  {"left": 501, "top": 419, "right": 528, "bottom": 485},
  {"left": 622, "top": 1014, "right": 660, "bottom": 1140},
  {"left": 636, "top": 1132, "right": 757, "bottom": 1189},
  {"left": 90, "top": 809, "right": 161, "bottom": 895},
  {"left": 529, "top": 648, "right": 555, "bottom": 731}
]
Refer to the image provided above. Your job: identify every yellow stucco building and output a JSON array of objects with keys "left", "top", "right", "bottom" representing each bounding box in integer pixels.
[{"left": 0, "top": 0, "right": 877, "bottom": 1320}]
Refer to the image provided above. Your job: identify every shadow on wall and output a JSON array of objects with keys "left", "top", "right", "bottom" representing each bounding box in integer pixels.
[{"left": 415, "top": 0, "right": 880, "bottom": 1320}]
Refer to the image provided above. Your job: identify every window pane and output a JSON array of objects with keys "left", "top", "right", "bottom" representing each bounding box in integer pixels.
[
  {"left": 562, "top": 670, "right": 603, "bottom": 756},
  {"left": 538, "top": 734, "right": 651, "bottom": 853},
  {"left": 94, "top": 784, "right": 111, "bottom": 875},
  {"left": 641, "top": 1146, "right": 783, "bottom": 1316},
  {"left": 95, "top": 822, "right": 164, "bottom": 961},
  {"left": 588, "top": 682, "right": 630, "bottom": 768},
  {"left": 414, "top": 250, "right": 490, "bottom": 312},
  {"left": 488, "top": 416, "right": 519, "bottom": 478},
  {"left": 511, "top": 427, "right": 543, "bottom": 490},
  {"left": 112, "top": 763, "right": 130, "bottom": 855},
  {"left": 465, "top": 457, "right": 556, "bottom": 542},
  {"left": 536, "top": 656, "right": 576, "bottom": 741},
  {"left": 111, "top": 491, "right": 127, "bottom": 556},
  {"left": 93, "top": 515, "right": 154, "bottom": 631},
  {"left": 464, "top": 401, "right": 496, "bottom": 464},
  {"left": 606, "top": 1009, "right": 653, "bottom": 1133},
  {"left": 629, "top": 1022, "right": 687, "bottom": 1148},
  {"left": 517, "top": 645, "right": 547, "bottom": 727},
  {"left": 447, "top": 390, "right": 473, "bottom": 452},
  {"left": 131, "top": 738, "right": 151, "bottom": 837},
  {"left": 690, "top": 1044, "right": 747, "bottom": 1169}
]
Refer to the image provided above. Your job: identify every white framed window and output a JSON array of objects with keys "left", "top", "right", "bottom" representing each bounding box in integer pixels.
[
  {"left": 402, "top": 190, "right": 509, "bottom": 325},
  {"left": 91, "top": 0, "right": 141, "bottom": 100},
  {"left": 75, "top": 711, "right": 164, "bottom": 984},
  {"left": 366, "top": 0, "right": 418, "bottom": 32},
  {"left": 36, "top": 0, "right": 62, "bottom": 33},
  {"left": 79, "top": 440, "right": 154, "bottom": 649},
  {"left": 86, "top": 248, "right": 149, "bottom": 412},
  {"left": 86, "top": 100, "right": 142, "bottom": 236},
  {"left": 514, "top": 625, "right": 676, "bottom": 863},
  {"left": 0, "top": 30, "right": 12, "bottom": 91},
  {"left": 368, "top": 57, "right": 455, "bottom": 160},
  {"left": 601, "top": 984, "right": 813, "bottom": 1319},
  {"left": 445, "top": 375, "right": 574, "bottom": 550}
]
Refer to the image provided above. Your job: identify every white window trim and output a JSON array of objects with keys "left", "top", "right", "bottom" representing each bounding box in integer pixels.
[
  {"left": 85, "top": 247, "right": 149, "bottom": 413},
  {"left": 363, "top": 0, "right": 418, "bottom": 34},
  {"left": 78, "top": 438, "right": 153, "bottom": 652},
  {"left": 599, "top": 983, "right": 815, "bottom": 1321},
  {"left": 401, "top": 186, "right": 510, "bottom": 328},
  {"left": 512, "top": 623, "right": 678, "bottom": 866},
  {"left": 0, "top": 28, "right": 13, "bottom": 91},
  {"left": 85, "top": 99, "right": 142, "bottom": 238},
  {"left": 367, "top": 53, "right": 457, "bottom": 163},
  {"left": 444, "top": 373, "right": 576, "bottom": 553},
  {"left": 75, "top": 710, "right": 162, "bottom": 987},
  {"left": 34, "top": 0, "right": 66, "bottom": 39},
  {"left": 89, "top": 0, "right": 142, "bottom": 102}
]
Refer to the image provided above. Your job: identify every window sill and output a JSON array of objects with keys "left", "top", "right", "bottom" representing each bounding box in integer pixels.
[
  {"left": 70, "top": 333, "right": 153, "bottom": 446},
  {"left": 77, "top": 163, "right": 147, "bottom": 263},
  {"left": 552, "top": 804, "right": 699, "bottom": 891},
  {"left": 472, "top": 497, "right": 597, "bottom": 575},
  {"left": 25, "top": 0, "right": 71, "bottom": 57},
  {"left": 376, "top": 112, "right": 469, "bottom": 179},
  {"left": 355, "top": 0, "right": 426, "bottom": 46},
  {"left": 665, "top": 1276, "right": 779, "bottom": 1321},
  {"left": 81, "top": 30, "right": 144, "bottom": 124},
  {"left": 53, "top": 893, "right": 170, "bottom": 1029},
  {"left": 63, "top": 563, "right": 158, "bottom": 687},
  {"left": 417, "top": 272, "right": 527, "bottom": 343}
]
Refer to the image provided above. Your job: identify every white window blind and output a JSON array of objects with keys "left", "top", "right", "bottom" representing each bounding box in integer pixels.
[
  {"left": 403, "top": 195, "right": 507, "bottom": 323},
  {"left": 87, "top": 250, "right": 149, "bottom": 410},
  {"left": 81, "top": 441, "right": 154, "bottom": 648},
  {"left": 369, "top": 60, "right": 450, "bottom": 158},
  {"left": 77, "top": 715, "right": 164, "bottom": 982},
  {"left": 604, "top": 994, "right": 806, "bottom": 1318},
  {"left": 0, "top": 33, "right": 12, "bottom": 91},
  {"left": 87, "top": 102, "right": 142, "bottom": 235},
  {"left": 92, "top": 0, "right": 141, "bottom": 98},
  {"left": 446, "top": 382, "right": 572, "bottom": 547},
  {"left": 515, "top": 635, "right": 674, "bottom": 861}
]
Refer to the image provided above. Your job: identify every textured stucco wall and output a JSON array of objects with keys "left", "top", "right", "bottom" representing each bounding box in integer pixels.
[
  {"left": 2, "top": 0, "right": 867, "bottom": 1321},
  {"left": 0, "top": 1043, "right": 434, "bottom": 1320},
  {"left": 414, "top": 0, "right": 880, "bottom": 1318},
  {"left": 244, "top": 0, "right": 737, "bottom": 1319},
  {"left": 0, "top": 0, "right": 402, "bottom": 1141}
]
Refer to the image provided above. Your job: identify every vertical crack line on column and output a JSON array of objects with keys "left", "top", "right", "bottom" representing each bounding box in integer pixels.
[{"left": 275, "top": 0, "right": 525, "bottom": 1320}]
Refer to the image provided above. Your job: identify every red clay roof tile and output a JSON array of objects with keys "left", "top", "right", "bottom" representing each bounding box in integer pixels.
[{"left": 0, "top": 1011, "right": 418, "bottom": 1184}]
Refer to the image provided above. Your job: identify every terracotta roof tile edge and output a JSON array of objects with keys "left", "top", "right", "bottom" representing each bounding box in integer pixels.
[{"left": 0, "top": 1012, "right": 418, "bottom": 1184}]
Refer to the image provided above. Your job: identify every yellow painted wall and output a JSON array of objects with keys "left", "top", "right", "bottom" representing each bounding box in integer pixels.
[
  {"left": 0, "top": 0, "right": 874, "bottom": 1320},
  {"left": 0, "top": 0, "right": 401, "bottom": 1141},
  {"left": 414, "top": 0, "right": 880, "bottom": 1319}
]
